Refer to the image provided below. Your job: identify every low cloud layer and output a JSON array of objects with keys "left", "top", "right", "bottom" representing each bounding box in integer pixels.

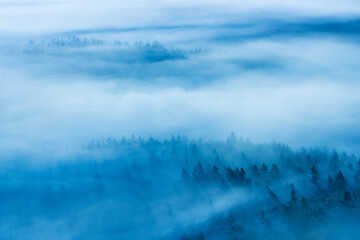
[{"left": 1, "top": 2, "right": 360, "bottom": 156}]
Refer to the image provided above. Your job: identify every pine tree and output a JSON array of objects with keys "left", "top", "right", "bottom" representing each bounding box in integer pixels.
[
  {"left": 234, "top": 167, "right": 241, "bottom": 183},
  {"left": 226, "top": 210, "right": 235, "bottom": 227},
  {"left": 251, "top": 165, "right": 260, "bottom": 177},
  {"left": 357, "top": 158, "right": 360, "bottom": 171},
  {"left": 347, "top": 162, "right": 355, "bottom": 172},
  {"left": 225, "top": 210, "right": 242, "bottom": 238},
  {"left": 334, "top": 171, "right": 346, "bottom": 190},
  {"left": 290, "top": 190, "right": 297, "bottom": 204},
  {"left": 227, "top": 132, "right": 238, "bottom": 146},
  {"left": 266, "top": 186, "right": 278, "bottom": 201},
  {"left": 289, "top": 183, "right": 297, "bottom": 205},
  {"left": 328, "top": 175, "right": 334, "bottom": 190},
  {"left": 192, "top": 161, "right": 207, "bottom": 183},
  {"left": 239, "top": 168, "right": 246, "bottom": 182},
  {"left": 328, "top": 151, "right": 340, "bottom": 175},
  {"left": 209, "top": 165, "right": 222, "bottom": 183},
  {"left": 191, "top": 144, "right": 199, "bottom": 157},
  {"left": 181, "top": 167, "right": 191, "bottom": 183},
  {"left": 344, "top": 191, "right": 352, "bottom": 205},
  {"left": 261, "top": 163, "right": 268, "bottom": 174},
  {"left": 270, "top": 164, "right": 280, "bottom": 178},
  {"left": 300, "top": 197, "right": 307, "bottom": 209},
  {"left": 260, "top": 210, "right": 270, "bottom": 227},
  {"left": 310, "top": 165, "right": 319, "bottom": 185},
  {"left": 226, "top": 166, "right": 236, "bottom": 184}
]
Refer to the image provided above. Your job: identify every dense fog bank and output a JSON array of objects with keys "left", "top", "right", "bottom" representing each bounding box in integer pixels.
[{"left": 2, "top": 34, "right": 360, "bottom": 154}]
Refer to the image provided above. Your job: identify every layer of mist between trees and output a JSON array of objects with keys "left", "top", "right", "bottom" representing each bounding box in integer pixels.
[
  {"left": 1, "top": 134, "right": 360, "bottom": 239},
  {"left": 0, "top": 37, "right": 206, "bottom": 82},
  {"left": 0, "top": 36, "right": 284, "bottom": 85}
]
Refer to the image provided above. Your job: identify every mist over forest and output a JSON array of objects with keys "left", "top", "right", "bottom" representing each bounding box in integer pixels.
[
  {"left": 1, "top": 0, "right": 360, "bottom": 239},
  {"left": 1, "top": 135, "right": 360, "bottom": 239}
]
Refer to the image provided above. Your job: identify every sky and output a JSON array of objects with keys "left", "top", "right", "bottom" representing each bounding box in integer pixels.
[{"left": 1, "top": 0, "right": 360, "bottom": 156}]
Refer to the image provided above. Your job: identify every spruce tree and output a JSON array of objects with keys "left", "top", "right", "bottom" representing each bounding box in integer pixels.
[{"left": 310, "top": 165, "right": 319, "bottom": 185}]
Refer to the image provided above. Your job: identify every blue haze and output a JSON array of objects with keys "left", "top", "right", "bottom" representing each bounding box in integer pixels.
[{"left": 1, "top": 0, "right": 360, "bottom": 239}]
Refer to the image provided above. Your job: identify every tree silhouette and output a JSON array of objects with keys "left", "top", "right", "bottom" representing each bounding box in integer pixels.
[
  {"left": 181, "top": 167, "right": 191, "bottom": 183},
  {"left": 310, "top": 165, "right": 319, "bottom": 185},
  {"left": 261, "top": 163, "right": 268, "bottom": 174},
  {"left": 334, "top": 171, "right": 347, "bottom": 191},
  {"left": 192, "top": 161, "right": 207, "bottom": 183},
  {"left": 344, "top": 191, "right": 352, "bottom": 205},
  {"left": 266, "top": 186, "right": 278, "bottom": 201},
  {"left": 225, "top": 166, "right": 236, "bottom": 184},
  {"left": 328, "top": 151, "right": 340, "bottom": 175},
  {"left": 251, "top": 165, "right": 260, "bottom": 177},
  {"left": 271, "top": 164, "right": 280, "bottom": 178}
]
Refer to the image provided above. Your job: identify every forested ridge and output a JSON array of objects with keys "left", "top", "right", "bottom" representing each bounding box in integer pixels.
[{"left": 1, "top": 134, "right": 360, "bottom": 239}]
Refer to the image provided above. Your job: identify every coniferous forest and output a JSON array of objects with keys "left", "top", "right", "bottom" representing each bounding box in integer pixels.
[
  {"left": 1, "top": 134, "right": 360, "bottom": 239},
  {"left": 2, "top": 1, "right": 360, "bottom": 239}
]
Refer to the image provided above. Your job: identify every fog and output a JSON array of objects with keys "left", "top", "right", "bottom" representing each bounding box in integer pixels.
[
  {"left": 1, "top": 136, "right": 360, "bottom": 239},
  {"left": 1, "top": 35, "right": 360, "bottom": 154},
  {"left": 1, "top": 1, "right": 360, "bottom": 239}
]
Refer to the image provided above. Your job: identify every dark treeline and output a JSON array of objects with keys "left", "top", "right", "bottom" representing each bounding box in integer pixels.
[
  {"left": 0, "top": 37, "right": 208, "bottom": 81},
  {"left": 1, "top": 36, "right": 201, "bottom": 62},
  {"left": 1, "top": 134, "right": 360, "bottom": 239}
]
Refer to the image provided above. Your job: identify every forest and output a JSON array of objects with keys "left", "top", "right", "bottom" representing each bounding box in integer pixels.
[
  {"left": 2, "top": 1, "right": 360, "bottom": 239},
  {"left": 1, "top": 134, "right": 360, "bottom": 239}
]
